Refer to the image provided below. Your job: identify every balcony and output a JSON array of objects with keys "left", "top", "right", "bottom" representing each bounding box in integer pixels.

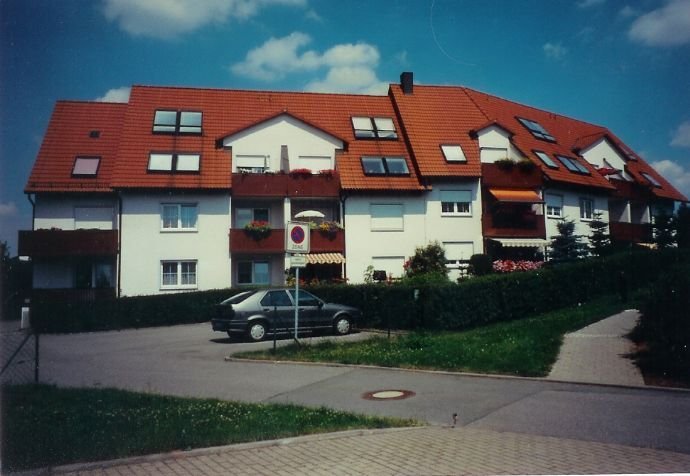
[
  {"left": 610, "top": 179, "right": 653, "bottom": 202},
  {"left": 481, "top": 163, "right": 543, "bottom": 188},
  {"left": 483, "top": 210, "right": 546, "bottom": 239},
  {"left": 18, "top": 229, "right": 118, "bottom": 257},
  {"left": 232, "top": 172, "right": 340, "bottom": 198},
  {"left": 229, "top": 228, "right": 345, "bottom": 254},
  {"left": 610, "top": 222, "right": 653, "bottom": 244}
]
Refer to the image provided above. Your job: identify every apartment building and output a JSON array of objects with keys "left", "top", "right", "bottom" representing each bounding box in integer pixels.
[{"left": 19, "top": 73, "right": 686, "bottom": 299}]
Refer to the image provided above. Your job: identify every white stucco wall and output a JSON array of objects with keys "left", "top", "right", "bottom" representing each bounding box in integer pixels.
[
  {"left": 580, "top": 138, "right": 633, "bottom": 181},
  {"left": 223, "top": 114, "right": 343, "bottom": 172},
  {"left": 544, "top": 188, "right": 610, "bottom": 246},
  {"left": 34, "top": 195, "right": 116, "bottom": 230},
  {"left": 119, "top": 192, "right": 232, "bottom": 296},
  {"left": 477, "top": 126, "right": 523, "bottom": 163}
]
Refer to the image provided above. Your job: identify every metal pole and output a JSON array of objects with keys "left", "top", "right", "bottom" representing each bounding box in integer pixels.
[
  {"left": 34, "top": 332, "right": 39, "bottom": 383},
  {"left": 294, "top": 266, "right": 299, "bottom": 342}
]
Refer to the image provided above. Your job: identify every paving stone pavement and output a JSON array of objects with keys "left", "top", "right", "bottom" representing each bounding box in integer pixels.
[
  {"left": 547, "top": 309, "right": 644, "bottom": 386},
  {"left": 55, "top": 426, "right": 690, "bottom": 475}
]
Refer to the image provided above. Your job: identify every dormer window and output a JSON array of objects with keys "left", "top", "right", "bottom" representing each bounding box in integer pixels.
[
  {"left": 361, "top": 156, "right": 409, "bottom": 175},
  {"left": 641, "top": 172, "right": 662, "bottom": 187},
  {"left": 148, "top": 153, "right": 200, "bottom": 173},
  {"left": 351, "top": 117, "right": 398, "bottom": 139},
  {"left": 441, "top": 145, "right": 467, "bottom": 163},
  {"left": 556, "top": 155, "right": 590, "bottom": 174},
  {"left": 153, "top": 110, "right": 202, "bottom": 134},
  {"left": 534, "top": 151, "right": 559, "bottom": 169},
  {"left": 517, "top": 117, "right": 555, "bottom": 142},
  {"left": 72, "top": 157, "right": 100, "bottom": 177}
]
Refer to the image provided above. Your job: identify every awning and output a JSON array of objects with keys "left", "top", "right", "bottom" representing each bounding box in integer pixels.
[
  {"left": 489, "top": 188, "right": 543, "bottom": 203},
  {"left": 490, "top": 238, "right": 548, "bottom": 248},
  {"left": 307, "top": 252, "right": 345, "bottom": 264}
]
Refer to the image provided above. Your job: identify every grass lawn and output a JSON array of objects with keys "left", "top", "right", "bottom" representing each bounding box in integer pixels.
[
  {"left": 1, "top": 385, "right": 417, "bottom": 472},
  {"left": 235, "top": 295, "right": 631, "bottom": 377}
]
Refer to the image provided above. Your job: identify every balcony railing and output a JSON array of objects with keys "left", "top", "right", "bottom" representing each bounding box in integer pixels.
[
  {"left": 229, "top": 228, "right": 345, "bottom": 254},
  {"left": 483, "top": 212, "right": 546, "bottom": 239},
  {"left": 610, "top": 222, "right": 653, "bottom": 243},
  {"left": 232, "top": 172, "right": 340, "bottom": 198},
  {"left": 18, "top": 229, "right": 118, "bottom": 257},
  {"left": 481, "top": 163, "right": 544, "bottom": 188}
]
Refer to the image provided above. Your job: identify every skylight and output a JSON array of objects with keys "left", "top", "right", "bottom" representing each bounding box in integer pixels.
[
  {"left": 556, "top": 155, "right": 590, "bottom": 174},
  {"left": 641, "top": 172, "right": 662, "bottom": 187},
  {"left": 148, "top": 153, "right": 201, "bottom": 173},
  {"left": 72, "top": 157, "right": 100, "bottom": 177},
  {"left": 534, "top": 151, "right": 558, "bottom": 169},
  {"left": 517, "top": 117, "right": 555, "bottom": 142},
  {"left": 351, "top": 117, "right": 398, "bottom": 139},
  {"left": 153, "top": 110, "right": 202, "bottom": 134},
  {"left": 441, "top": 145, "right": 467, "bottom": 162},
  {"left": 361, "top": 156, "right": 409, "bottom": 175}
]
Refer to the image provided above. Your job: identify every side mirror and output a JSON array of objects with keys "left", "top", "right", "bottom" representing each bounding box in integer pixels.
[{"left": 318, "top": 301, "right": 324, "bottom": 308}]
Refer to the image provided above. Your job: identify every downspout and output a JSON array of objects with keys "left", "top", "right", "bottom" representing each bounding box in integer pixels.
[
  {"left": 340, "top": 192, "right": 347, "bottom": 282},
  {"left": 117, "top": 192, "right": 123, "bottom": 298}
]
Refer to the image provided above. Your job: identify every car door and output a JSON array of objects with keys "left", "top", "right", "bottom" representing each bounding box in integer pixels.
[
  {"left": 288, "top": 290, "right": 323, "bottom": 331},
  {"left": 259, "top": 290, "right": 293, "bottom": 334}
]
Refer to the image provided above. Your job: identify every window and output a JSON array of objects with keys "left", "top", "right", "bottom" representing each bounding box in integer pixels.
[
  {"left": 517, "top": 117, "right": 555, "bottom": 142},
  {"left": 556, "top": 155, "right": 590, "bottom": 174},
  {"left": 235, "top": 155, "right": 268, "bottom": 173},
  {"left": 260, "top": 290, "right": 292, "bottom": 307},
  {"left": 441, "top": 145, "right": 467, "bottom": 162},
  {"left": 351, "top": 116, "right": 398, "bottom": 139},
  {"left": 440, "top": 191, "right": 472, "bottom": 216},
  {"left": 296, "top": 156, "right": 332, "bottom": 172},
  {"left": 161, "top": 261, "right": 197, "bottom": 289},
  {"left": 72, "top": 157, "right": 101, "bottom": 177},
  {"left": 534, "top": 151, "right": 559, "bottom": 169},
  {"left": 288, "top": 290, "right": 321, "bottom": 306},
  {"left": 641, "top": 172, "right": 662, "bottom": 187},
  {"left": 235, "top": 208, "right": 269, "bottom": 228},
  {"left": 361, "top": 156, "right": 409, "bottom": 175},
  {"left": 443, "top": 242, "right": 474, "bottom": 268},
  {"left": 74, "top": 207, "right": 114, "bottom": 230},
  {"left": 545, "top": 194, "right": 563, "bottom": 218},
  {"left": 148, "top": 153, "right": 200, "bottom": 173},
  {"left": 161, "top": 204, "right": 197, "bottom": 231},
  {"left": 371, "top": 204, "right": 404, "bottom": 231},
  {"left": 153, "top": 110, "right": 202, "bottom": 134},
  {"left": 580, "top": 198, "right": 594, "bottom": 221},
  {"left": 237, "top": 261, "right": 270, "bottom": 285}
]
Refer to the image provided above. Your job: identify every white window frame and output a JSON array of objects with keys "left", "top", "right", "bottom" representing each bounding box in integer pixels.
[
  {"left": 237, "top": 261, "right": 270, "bottom": 285},
  {"left": 370, "top": 204, "right": 404, "bottom": 231},
  {"left": 148, "top": 153, "right": 200, "bottom": 172},
  {"left": 580, "top": 198, "right": 594, "bottom": 221},
  {"left": 161, "top": 260, "right": 197, "bottom": 290},
  {"left": 440, "top": 190, "right": 472, "bottom": 217},
  {"left": 161, "top": 203, "right": 198, "bottom": 232},
  {"left": 72, "top": 156, "right": 101, "bottom": 176},
  {"left": 545, "top": 194, "right": 563, "bottom": 219},
  {"left": 441, "top": 145, "right": 467, "bottom": 163}
]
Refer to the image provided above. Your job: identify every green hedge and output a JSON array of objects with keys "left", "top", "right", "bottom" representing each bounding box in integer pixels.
[{"left": 32, "top": 250, "right": 688, "bottom": 333}]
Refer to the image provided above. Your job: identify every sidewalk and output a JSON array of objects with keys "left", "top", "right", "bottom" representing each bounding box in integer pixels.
[{"left": 547, "top": 309, "right": 644, "bottom": 386}]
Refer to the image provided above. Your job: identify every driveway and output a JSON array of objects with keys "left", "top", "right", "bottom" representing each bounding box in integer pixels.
[{"left": 39, "top": 323, "right": 690, "bottom": 455}]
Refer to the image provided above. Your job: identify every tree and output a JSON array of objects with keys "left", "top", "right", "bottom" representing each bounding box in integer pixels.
[
  {"left": 549, "top": 219, "right": 586, "bottom": 262},
  {"left": 588, "top": 211, "right": 611, "bottom": 257},
  {"left": 652, "top": 211, "right": 675, "bottom": 249},
  {"left": 676, "top": 203, "right": 690, "bottom": 249},
  {"left": 403, "top": 241, "right": 448, "bottom": 279}
]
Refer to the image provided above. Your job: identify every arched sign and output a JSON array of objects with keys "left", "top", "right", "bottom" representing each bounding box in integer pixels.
[{"left": 286, "top": 221, "right": 310, "bottom": 253}]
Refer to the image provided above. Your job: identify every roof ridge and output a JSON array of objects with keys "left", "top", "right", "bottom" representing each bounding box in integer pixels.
[{"left": 55, "top": 100, "right": 129, "bottom": 107}]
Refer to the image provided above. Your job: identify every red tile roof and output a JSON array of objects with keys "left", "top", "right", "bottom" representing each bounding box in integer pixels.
[{"left": 26, "top": 101, "right": 126, "bottom": 193}]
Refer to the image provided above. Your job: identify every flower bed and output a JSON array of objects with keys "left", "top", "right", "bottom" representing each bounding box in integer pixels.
[{"left": 492, "top": 259, "right": 544, "bottom": 273}]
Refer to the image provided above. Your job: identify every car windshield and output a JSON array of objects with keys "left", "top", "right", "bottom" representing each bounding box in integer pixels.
[{"left": 220, "top": 291, "right": 255, "bottom": 305}]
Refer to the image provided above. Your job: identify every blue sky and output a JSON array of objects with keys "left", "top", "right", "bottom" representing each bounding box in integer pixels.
[{"left": 1, "top": 0, "right": 689, "bottom": 253}]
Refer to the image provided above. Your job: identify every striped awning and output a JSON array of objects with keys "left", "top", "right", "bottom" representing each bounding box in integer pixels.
[
  {"left": 490, "top": 238, "right": 548, "bottom": 248},
  {"left": 307, "top": 253, "right": 346, "bottom": 264},
  {"left": 489, "top": 188, "right": 543, "bottom": 203}
]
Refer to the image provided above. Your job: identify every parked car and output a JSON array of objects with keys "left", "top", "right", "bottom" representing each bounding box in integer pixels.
[{"left": 211, "top": 288, "right": 361, "bottom": 342}]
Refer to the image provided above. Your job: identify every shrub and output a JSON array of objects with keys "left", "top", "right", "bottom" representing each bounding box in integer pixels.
[
  {"left": 468, "top": 254, "right": 492, "bottom": 276},
  {"left": 403, "top": 241, "right": 448, "bottom": 279}
]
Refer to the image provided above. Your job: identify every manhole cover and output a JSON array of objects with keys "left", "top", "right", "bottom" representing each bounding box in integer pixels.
[{"left": 362, "top": 389, "right": 416, "bottom": 401}]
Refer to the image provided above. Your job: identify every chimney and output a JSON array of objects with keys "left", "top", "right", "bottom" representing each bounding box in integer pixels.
[{"left": 400, "top": 72, "right": 413, "bottom": 94}]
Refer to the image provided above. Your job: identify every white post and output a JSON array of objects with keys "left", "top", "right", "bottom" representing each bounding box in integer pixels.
[{"left": 294, "top": 265, "right": 300, "bottom": 341}]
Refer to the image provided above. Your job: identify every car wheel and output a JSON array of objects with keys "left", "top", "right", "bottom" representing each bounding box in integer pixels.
[
  {"left": 334, "top": 316, "right": 351, "bottom": 336},
  {"left": 247, "top": 321, "right": 268, "bottom": 342}
]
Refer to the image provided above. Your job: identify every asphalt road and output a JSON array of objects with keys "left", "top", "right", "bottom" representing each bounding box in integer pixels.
[{"left": 38, "top": 323, "right": 690, "bottom": 455}]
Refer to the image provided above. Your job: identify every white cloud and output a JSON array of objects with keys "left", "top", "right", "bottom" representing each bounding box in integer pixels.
[
  {"left": 305, "top": 9, "right": 322, "bottom": 22},
  {"left": 652, "top": 159, "right": 690, "bottom": 196},
  {"left": 543, "top": 42, "right": 568, "bottom": 60},
  {"left": 671, "top": 121, "right": 690, "bottom": 148},
  {"left": 232, "top": 32, "right": 387, "bottom": 95},
  {"left": 102, "top": 0, "right": 306, "bottom": 39},
  {"left": 619, "top": 5, "right": 639, "bottom": 18},
  {"left": 0, "top": 201, "right": 18, "bottom": 217},
  {"left": 628, "top": 0, "right": 690, "bottom": 47},
  {"left": 577, "top": 0, "right": 605, "bottom": 8},
  {"left": 95, "top": 87, "right": 131, "bottom": 103}
]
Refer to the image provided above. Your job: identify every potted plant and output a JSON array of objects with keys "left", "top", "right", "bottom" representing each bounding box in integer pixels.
[
  {"left": 289, "top": 168, "right": 313, "bottom": 178},
  {"left": 244, "top": 220, "right": 272, "bottom": 240},
  {"left": 495, "top": 158, "right": 516, "bottom": 170},
  {"left": 317, "top": 221, "right": 342, "bottom": 238}
]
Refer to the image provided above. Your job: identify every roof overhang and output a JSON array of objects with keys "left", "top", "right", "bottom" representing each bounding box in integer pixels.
[{"left": 489, "top": 188, "right": 543, "bottom": 203}]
